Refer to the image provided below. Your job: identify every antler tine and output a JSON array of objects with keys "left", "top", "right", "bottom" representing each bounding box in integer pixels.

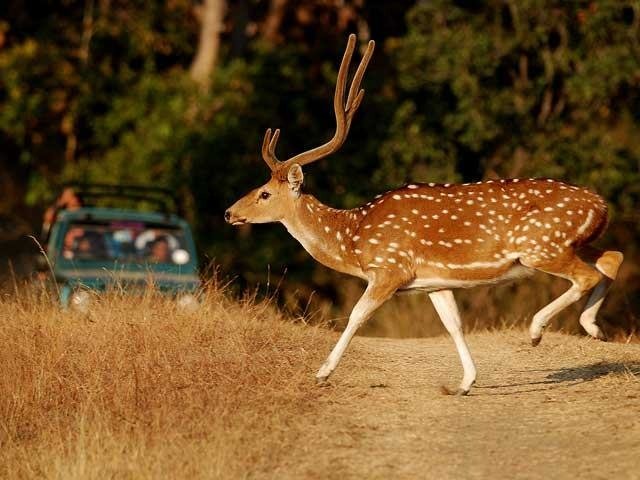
[
  {"left": 332, "top": 32, "right": 357, "bottom": 131},
  {"left": 345, "top": 39, "right": 374, "bottom": 135},
  {"left": 346, "top": 39, "right": 375, "bottom": 114},
  {"left": 261, "top": 128, "right": 281, "bottom": 171},
  {"left": 262, "top": 128, "right": 272, "bottom": 154},
  {"left": 283, "top": 34, "right": 374, "bottom": 169},
  {"left": 269, "top": 128, "right": 280, "bottom": 157},
  {"left": 345, "top": 89, "right": 365, "bottom": 135}
]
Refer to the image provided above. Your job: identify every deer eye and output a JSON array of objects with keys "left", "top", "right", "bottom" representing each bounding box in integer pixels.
[{"left": 259, "top": 191, "right": 271, "bottom": 200}]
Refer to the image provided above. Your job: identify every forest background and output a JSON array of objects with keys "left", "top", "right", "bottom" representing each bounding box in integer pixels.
[{"left": 0, "top": 0, "right": 638, "bottom": 335}]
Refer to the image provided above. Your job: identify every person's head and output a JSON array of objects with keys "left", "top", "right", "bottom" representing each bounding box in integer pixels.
[
  {"left": 75, "top": 231, "right": 105, "bottom": 257},
  {"left": 59, "top": 188, "right": 83, "bottom": 210},
  {"left": 77, "top": 237, "right": 92, "bottom": 253},
  {"left": 150, "top": 237, "right": 171, "bottom": 262}
]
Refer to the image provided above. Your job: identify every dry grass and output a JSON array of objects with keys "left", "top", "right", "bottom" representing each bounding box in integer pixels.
[
  {"left": 0, "top": 266, "right": 637, "bottom": 478},
  {"left": 0, "top": 283, "right": 334, "bottom": 479}
]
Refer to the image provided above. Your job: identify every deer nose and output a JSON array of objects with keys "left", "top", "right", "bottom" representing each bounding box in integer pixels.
[{"left": 224, "top": 210, "right": 232, "bottom": 222}]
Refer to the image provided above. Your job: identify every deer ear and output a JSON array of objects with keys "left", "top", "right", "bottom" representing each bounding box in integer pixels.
[{"left": 287, "top": 163, "right": 304, "bottom": 193}]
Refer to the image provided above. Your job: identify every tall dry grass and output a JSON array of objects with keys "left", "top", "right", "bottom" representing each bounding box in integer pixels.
[
  {"left": 0, "top": 282, "right": 335, "bottom": 479},
  {"left": 1, "top": 258, "right": 636, "bottom": 478}
]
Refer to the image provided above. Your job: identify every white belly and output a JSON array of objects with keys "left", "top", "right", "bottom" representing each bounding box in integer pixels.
[{"left": 400, "top": 264, "right": 535, "bottom": 293}]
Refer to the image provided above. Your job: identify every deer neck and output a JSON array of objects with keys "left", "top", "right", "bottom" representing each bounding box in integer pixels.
[{"left": 280, "top": 194, "right": 363, "bottom": 278}]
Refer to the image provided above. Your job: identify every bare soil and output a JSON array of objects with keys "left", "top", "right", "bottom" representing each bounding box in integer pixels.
[{"left": 279, "top": 331, "right": 640, "bottom": 480}]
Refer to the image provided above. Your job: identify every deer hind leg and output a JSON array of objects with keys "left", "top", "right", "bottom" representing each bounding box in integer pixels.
[
  {"left": 524, "top": 254, "right": 603, "bottom": 346},
  {"left": 429, "top": 289, "right": 476, "bottom": 395},
  {"left": 577, "top": 247, "right": 624, "bottom": 340},
  {"left": 315, "top": 272, "right": 403, "bottom": 383}
]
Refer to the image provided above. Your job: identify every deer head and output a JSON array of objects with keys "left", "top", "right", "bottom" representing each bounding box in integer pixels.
[{"left": 224, "top": 34, "right": 375, "bottom": 226}]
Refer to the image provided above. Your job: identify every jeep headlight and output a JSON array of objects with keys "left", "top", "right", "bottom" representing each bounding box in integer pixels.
[
  {"left": 176, "top": 293, "right": 199, "bottom": 312},
  {"left": 70, "top": 290, "right": 91, "bottom": 313}
]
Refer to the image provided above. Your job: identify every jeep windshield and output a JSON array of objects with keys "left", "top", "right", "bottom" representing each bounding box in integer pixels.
[{"left": 61, "top": 219, "right": 192, "bottom": 266}]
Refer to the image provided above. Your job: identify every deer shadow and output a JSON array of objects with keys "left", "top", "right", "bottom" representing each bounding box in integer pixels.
[{"left": 474, "top": 361, "right": 640, "bottom": 396}]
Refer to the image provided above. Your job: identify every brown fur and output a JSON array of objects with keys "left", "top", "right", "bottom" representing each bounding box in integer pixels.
[{"left": 225, "top": 34, "right": 623, "bottom": 391}]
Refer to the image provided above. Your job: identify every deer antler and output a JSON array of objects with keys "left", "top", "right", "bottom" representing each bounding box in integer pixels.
[
  {"left": 261, "top": 34, "right": 375, "bottom": 172},
  {"left": 261, "top": 128, "right": 281, "bottom": 171}
]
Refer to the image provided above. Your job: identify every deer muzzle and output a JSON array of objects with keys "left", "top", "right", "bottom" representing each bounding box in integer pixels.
[{"left": 224, "top": 208, "right": 247, "bottom": 226}]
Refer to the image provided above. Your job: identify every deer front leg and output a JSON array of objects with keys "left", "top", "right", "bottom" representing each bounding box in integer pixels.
[
  {"left": 316, "top": 276, "right": 399, "bottom": 383},
  {"left": 428, "top": 289, "right": 477, "bottom": 395}
]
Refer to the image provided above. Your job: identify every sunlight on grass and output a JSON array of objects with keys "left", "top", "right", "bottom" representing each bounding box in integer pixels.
[{"left": 0, "top": 282, "right": 334, "bottom": 478}]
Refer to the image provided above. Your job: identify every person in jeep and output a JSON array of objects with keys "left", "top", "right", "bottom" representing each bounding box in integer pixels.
[
  {"left": 42, "top": 188, "right": 84, "bottom": 241},
  {"left": 148, "top": 237, "right": 172, "bottom": 263}
]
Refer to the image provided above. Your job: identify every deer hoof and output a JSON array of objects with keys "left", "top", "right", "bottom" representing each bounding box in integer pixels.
[
  {"left": 315, "top": 376, "right": 329, "bottom": 386},
  {"left": 531, "top": 336, "right": 542, "bottom": 347},
  {"left": 440, "top": 385, "right": 470, "bottom": 396},
  {"left": 595, "top": 332, "right": 608, "bottom": 342}
]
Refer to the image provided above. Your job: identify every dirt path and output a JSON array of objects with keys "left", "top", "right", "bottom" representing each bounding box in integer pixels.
[{"left": 279, "top": 331, "right": 640, "bottom": 479}]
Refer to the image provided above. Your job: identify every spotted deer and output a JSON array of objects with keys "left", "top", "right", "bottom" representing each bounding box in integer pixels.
[{"left": 224, "top": 34, "right": 623, "bottom": 395}]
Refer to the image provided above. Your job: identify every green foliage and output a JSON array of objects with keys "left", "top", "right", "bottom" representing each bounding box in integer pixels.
[
  {"left": 383, "top": 0, "right": 640, "bottom": 221},
  {"left": 1, "top": 1, "right": 639, "bottom": 324},
  {"left": 68, "top": 72, "right": 203, "bottom": 192},
  {"left": 0, "top": 0, "right": 198, "bottom": 202}
]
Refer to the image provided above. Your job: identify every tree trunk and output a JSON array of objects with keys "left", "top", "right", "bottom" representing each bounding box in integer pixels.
[
  {"left": 261, "top": 0, "right": 288, "bottom": 44},
  {"left": 190, "top": 0, "right": 226, "bottom": 92}
]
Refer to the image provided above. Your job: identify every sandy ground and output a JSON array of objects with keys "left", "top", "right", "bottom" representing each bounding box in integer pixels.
[{"left": 277, "top": 331, "right": 640, "bottom": 479}]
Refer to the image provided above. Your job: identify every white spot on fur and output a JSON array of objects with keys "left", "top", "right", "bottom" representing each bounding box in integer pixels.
[{"left": 576, "top": 209, "right": 594, "bottom": 237}]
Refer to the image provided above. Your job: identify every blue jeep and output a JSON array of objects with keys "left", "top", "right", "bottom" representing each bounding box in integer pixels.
[{"left": 43, "top": 184, "right": 200, "bottom": 309}]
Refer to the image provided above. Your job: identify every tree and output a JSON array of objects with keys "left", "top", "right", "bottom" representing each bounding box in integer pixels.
[
  {"left": 382, "top": 0, "right": 640, "bottom": 222},
  {"left": 379, "top": 0, "right": 640, "bottom": 332},
  {"left": 190, "top": 0, "right": 227, "bottom": 91}
]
